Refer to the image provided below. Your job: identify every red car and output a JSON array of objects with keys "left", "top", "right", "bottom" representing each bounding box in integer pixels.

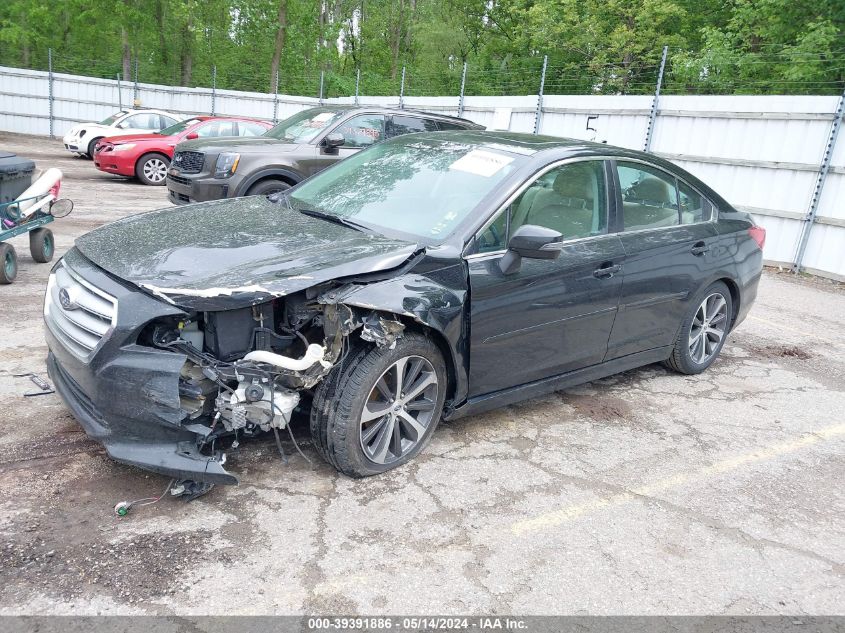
[{"left": 94, "top": 116, "right": 272, "bottom": 186}]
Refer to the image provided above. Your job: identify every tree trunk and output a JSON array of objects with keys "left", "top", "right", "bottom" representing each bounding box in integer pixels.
[
  {"left": 270, "top": 0, "right": 288, "bottom": 92},
  {"left": 180, "top": 15, "right": 193, "bottom": 85},
  {"left": 121, "top": 27, "right": 131, "bottom": 80},
  {"left": 156, "top": 0, "right": 169, "bottom": 71}
]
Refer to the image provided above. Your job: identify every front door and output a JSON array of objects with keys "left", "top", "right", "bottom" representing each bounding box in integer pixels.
[
  {"left": 467, "top": 160, "right": 625, "bottom": 396},
  {"left": 303, "top": 114, "right": 387, "bottom": 177}
]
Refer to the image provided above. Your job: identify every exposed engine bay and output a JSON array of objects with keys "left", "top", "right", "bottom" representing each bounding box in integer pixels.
[{"left": 143, "top": 287, "right": 406, "bottom": 466}]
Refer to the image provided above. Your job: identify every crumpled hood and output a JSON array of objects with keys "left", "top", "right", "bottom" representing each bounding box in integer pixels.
[{"left": 74, "top": 196, "right": 420, "bottom": 311}]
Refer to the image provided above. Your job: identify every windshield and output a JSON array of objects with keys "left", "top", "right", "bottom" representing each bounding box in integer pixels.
[
  {"left": 263, "top": 108, "right": 347, "bottom": 143},
  {"left": 157, "top": 118, "right": 203, "bottom": 135},
  {"left": 289, "top": 137, "right": 526, "bottom": 242},
  {"left": 100, "top": 111, "right": 128, "bottom": 125}
]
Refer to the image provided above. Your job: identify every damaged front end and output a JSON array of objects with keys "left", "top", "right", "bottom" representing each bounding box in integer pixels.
[{"left": 45, "top": 248, "right": 408, "bottom": 485}]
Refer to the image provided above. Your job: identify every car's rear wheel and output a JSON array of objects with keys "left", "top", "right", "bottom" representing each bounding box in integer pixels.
[
  {"left": 247, "top": 179, "right": 291, "bottom": 197},
  {"left": 136, "top": 153, "right": 170, "bottom": 186},
  {"left": 0, "top": 243, "right": 18, "bottom": 284},
  {"left": 664, "top": 281, "right": 732, "bottom": 375},
  {"left": 86, "top": 137, "right": 103, "bottom": 159},
  {"left": 310, "top": 332, "right": 447, "bottom": 477}
]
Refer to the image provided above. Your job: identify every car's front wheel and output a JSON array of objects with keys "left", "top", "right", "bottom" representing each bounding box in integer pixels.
[
  {"left": 86, "top": 137, "right": 103, "bottom": 159},
  {"left": 136, "top": 153, "right": 170, "bottom": 186},
  {"left": 310, "top": 332, "right": 447, "bottom": 477},
  {"left": 247, "top": 179, "right": 291, "bottom": 197},
  {"left": 665, "top": 281, "right": 733, "bottom": 375}
]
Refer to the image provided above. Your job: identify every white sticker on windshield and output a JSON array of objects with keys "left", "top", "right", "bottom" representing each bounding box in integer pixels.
[
  {"left": 449, "top": 150, "right": 514, "bottom": 177},
  {"left": 312, "top": 112, "right": 336, "bottom": 123}
]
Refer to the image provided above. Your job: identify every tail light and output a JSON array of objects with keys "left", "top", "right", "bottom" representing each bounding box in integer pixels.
[
  {"left": 49, "top": 180, "right": 61, "bottom": 198},
  {"left": 748, "top": 226, "right": 766, "bottom": 250}
]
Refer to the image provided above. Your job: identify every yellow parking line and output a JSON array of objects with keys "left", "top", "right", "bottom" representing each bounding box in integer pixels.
[
  {"left": 511, "top": 423, "right": 845, "bottom": 535},
  {"left": 747, "top": 315, "right": 840, "bottom": 346}
]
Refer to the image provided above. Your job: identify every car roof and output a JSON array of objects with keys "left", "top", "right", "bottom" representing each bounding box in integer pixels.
[
  {"left": 392, "top": 130, "right": 602, "bottom": 154},
  {"left": 304, "top": 104, "right": 481, "bottom": 127}
]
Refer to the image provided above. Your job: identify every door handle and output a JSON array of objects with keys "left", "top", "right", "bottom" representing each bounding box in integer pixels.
[
  {"left": 593, "top": 263, "right": 621, "bottom": 279},
  {"left": 691, "top": 241, "right": 710, "bottom": 256}
]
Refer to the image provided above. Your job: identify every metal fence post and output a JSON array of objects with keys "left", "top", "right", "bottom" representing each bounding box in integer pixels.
[
  {"left": 47, "top": 48, "right": 54, "bottom": 139},
  {"left": 273, "top": 69, "right": 279, "bottom": 123},
  {"left": 319, "top": 70, "right": 324, "bottom": 105},
  {"left": 643, "top": 45, "right": 669, "bottom": 152},
  {"left": 133, "top": 57, "right": 139, "bottom": 106},
  {"left": 399, "top": 66, "right": 406, "bottom": 109},
  {"left": 116, "top": 73, "right": 123, "bottom": 110},
  {"left": 533, "top": 55, "right": 548, "bottom": 135},
  {"left": 211, "top": 65, "right": 217, "bottom": 115},
  {"left": 458, "top": 62, "right": 467, "bottom": 117},
  {"left": 792, "top": 86, "right": 845, "bottom": 273},
  {"left": 355, "top": 68, "right": 360, "bottom": 106}
]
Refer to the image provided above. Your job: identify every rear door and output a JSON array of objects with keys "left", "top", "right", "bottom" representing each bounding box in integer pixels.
[
  {"left": 605, "top": 160, "right": 718, "bottom": 359},
  {"left": 467, "top": 159, "right": 626, "bottom": 395}
]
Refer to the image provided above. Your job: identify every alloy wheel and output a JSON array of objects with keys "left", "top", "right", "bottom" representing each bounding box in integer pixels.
[
  {"left": 359, "top": 355, "right": 439, "bottom": 465},
  {"left": 143, "top": 158, "right": 168, "bottom": 183},
  {"left": 688, "top": 292, "right": 728, "bottom": 364}
]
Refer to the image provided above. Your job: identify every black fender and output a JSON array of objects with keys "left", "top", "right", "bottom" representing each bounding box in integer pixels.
[
  {"left": 324, "top": 265, "right": 470, "bottom": 409},
  {"left": 235, "top": 167, "right": 303, "bottom": 197}
]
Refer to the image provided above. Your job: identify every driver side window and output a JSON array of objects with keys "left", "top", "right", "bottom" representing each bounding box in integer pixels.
[{"left": 476, "top": 160, "right": 608, "bottom": 253}]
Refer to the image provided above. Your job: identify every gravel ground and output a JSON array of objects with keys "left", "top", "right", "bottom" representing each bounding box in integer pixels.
[{"left": 0, "top": 132, "right": 843, "bottom": 616}]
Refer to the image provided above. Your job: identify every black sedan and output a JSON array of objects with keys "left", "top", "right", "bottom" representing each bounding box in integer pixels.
[{"left": 44, "top": 131, "right": 764, "bottom": 485}]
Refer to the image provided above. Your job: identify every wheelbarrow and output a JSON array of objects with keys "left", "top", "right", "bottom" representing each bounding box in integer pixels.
[{"left": 0, "top": 172, "right": 73, "bottom": 284}]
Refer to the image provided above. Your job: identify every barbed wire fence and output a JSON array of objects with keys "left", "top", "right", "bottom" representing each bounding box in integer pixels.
[{"left": 14, "top": 41, "right": 845, "bottom": 107}]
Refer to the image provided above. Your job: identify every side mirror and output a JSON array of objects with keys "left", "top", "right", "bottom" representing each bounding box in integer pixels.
[
  {"left": 499, "top": 224, "right": 563, "bottom": 274},
  {"left": 185, "top": 132, "right": 199, "bottom": 140},
  {"left": 320, "top": 132, "right": 345, "bottom": 153}
]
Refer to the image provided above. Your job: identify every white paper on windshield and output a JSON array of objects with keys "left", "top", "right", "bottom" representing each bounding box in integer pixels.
[
  {"left": 449, "top": 150, "right": 514, "bottom": 177},
  {"left": 312, "top": 112, "right": 335, "bottom": 123}
]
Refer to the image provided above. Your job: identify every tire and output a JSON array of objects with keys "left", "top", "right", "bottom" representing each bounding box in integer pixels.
[
  {"left": 87, "top": 137, "right": 103, "bottom": 159},
  {"left": 136, "top": 153, "right": 171, "bottom": 186},
  {"left": 310, "top": 332, "right": 447, "bottom": 477},
  {"left": 664, "top": 281, "right": 733, "bottom": 375},
  {"left": 247, "top": 179, "right": 291, "bottom": 197},
  {"left": 29, "top": 228, "right": 54, "bottom": 263},
  {"left": 0, "top": 243, "right": 17, "bottom": 284}
]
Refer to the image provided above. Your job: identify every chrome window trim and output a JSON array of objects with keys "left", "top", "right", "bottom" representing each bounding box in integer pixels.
[
  {"left": 466, "top": 153, "right": 719, "bottom": 259},
  {"left": 613, "top": 157, "right": 718, "bottom": 229}
]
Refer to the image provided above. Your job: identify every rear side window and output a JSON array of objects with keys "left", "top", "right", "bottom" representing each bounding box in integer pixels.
[
  {"left": 388, "top": 116, "right": 439, "bottom": 137},
  {"left": 337, "top": 114, "right": 385, "bottom": 148},
  {"left": 678, "top": 180, "right": 713, "bottom": 224},
  {"left": 160, "top": 115, "right": 179, "bottom": 128},
  {"left": 617, "top": 162, "right": 679, "bottom": 231}
]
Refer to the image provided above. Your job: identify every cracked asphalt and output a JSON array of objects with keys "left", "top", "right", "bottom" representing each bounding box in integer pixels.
[{"left": 0, "top": 133, "right": 843, "bottom": 616}]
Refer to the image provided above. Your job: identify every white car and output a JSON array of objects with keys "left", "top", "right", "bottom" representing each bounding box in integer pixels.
[{"left": 62, "top": 109, "right": 184, "bottom": 158}]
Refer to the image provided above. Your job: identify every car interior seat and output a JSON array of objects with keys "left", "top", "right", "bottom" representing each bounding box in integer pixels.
[
  {"left": 514, "top": 163, "right": 600, "bottom": 239},
  {"left": 622, "top": 176, "right": 680, "bottom": 229}
]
